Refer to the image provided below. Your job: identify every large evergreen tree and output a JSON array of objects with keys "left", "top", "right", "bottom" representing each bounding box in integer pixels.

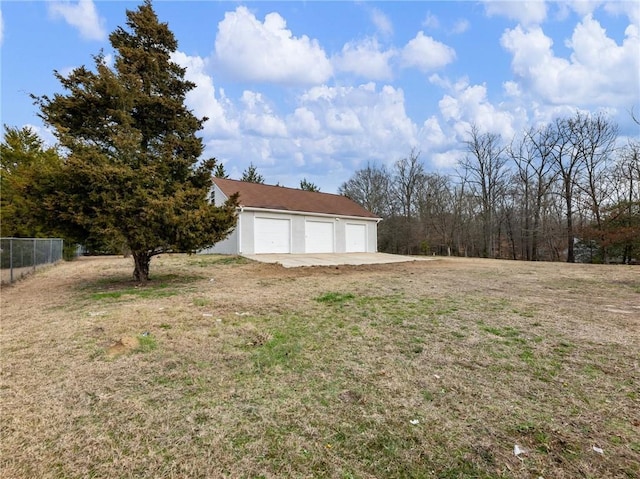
[{"left": 34, "top": 1, "right": 237, "bottom": 281}]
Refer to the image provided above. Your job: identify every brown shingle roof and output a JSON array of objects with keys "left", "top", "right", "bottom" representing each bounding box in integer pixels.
[{"left": 213, "top": 178, "right": 379, "bottom": 219}]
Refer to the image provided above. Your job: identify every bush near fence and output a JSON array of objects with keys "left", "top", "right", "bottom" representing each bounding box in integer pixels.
[{"left": 0, "top": 238, "right": 64, "bottom": 284}]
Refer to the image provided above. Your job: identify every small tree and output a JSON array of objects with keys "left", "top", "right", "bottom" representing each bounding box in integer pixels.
[
  {"left": 34, "top": 1, "right": 238, "bottom": 281},
  {"left": 241, "top": 162, "right": 265, "bottom": 184},
  {"left": 299, "top": 178, "right": 320, "bottom": 192},
  {"left": 213, "top": 163, "right": 229, "bottom": 178}
]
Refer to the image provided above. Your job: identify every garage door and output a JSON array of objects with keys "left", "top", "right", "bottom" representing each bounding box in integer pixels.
[
  {"left": 254, "top": 217, "right": 290, "bottom": 254},
  {"left": 345, "top": 223, "right": 367, "bottom": 252},
  {"left": 305, "top": 220, "right": 334, "bottom": 253}
]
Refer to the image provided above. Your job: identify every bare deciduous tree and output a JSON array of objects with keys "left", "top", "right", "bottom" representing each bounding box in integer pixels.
[
  {"left": 338, "top": 162, "right": 391, "bottom": 217},
  {"left": 458, "top": 124, "right": 507, "bottom": 258}
]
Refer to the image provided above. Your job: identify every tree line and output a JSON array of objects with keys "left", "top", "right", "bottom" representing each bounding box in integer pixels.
[{"left": 340, "top": 113, "right": 639, "bottom": 263}]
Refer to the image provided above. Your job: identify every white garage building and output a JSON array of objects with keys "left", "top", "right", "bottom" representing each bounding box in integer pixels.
[{"left": 200, "top": 178, "right": 381, "bottom": 255}]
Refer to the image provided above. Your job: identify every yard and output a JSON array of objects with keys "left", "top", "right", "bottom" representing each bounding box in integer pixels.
[{"left": 1, "top": 255, "right": 638, "bottom": 478}]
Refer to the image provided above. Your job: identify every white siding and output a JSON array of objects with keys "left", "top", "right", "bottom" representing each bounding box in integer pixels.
[{"left": 198, "top": 228, "right": 238, "bottom": 254}]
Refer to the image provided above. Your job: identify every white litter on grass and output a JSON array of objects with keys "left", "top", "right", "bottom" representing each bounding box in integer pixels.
[
  {"left": 409, "top": 419, "right": 420, "bottom": 425},
  {"left": 202, "top": 313, "right": 213, "bottom": 317},
  {"left": 88, "top": 311, "right": 106, "bottom": 317},
  {"left": 434, "top": 374, "right": 441, "bottom": 379},
  {"left": 235, "top": 312, "right": 251, "bottom": 316},
  {"left": 592, "top": 446, "right": 604, "bottom": 454},
  {"left": 514, "top": 444, "right": 526, "bottom": 456},
  {"left": 209, "top": 278, "right": 215, "bottom": 283}
]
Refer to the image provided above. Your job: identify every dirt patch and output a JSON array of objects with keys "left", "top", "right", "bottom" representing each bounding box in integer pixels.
[{"left": 105, "top": 336, "right": 140, "bottom": 358}]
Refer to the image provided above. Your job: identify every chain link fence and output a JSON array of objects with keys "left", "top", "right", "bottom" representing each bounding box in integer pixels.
[{"left": 1, "top": 238, "right": 64, "bottom": 284}]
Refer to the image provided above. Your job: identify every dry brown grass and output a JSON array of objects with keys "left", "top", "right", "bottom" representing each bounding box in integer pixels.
[{"left": 1, "top": 254, "right": 638, "bottom": 478}]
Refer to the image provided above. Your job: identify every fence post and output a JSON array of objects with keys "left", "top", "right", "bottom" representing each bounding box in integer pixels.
[
  {"left": 10, "top": 238, "right": 14, "bottom": 283},
  {"left": 33, "top": 239, "right": 37, "bottom": 272}
]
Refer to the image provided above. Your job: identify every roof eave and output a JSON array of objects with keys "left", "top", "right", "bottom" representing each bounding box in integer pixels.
[{"left": 237, "top": 206, "right": 381, "bottom": 221}]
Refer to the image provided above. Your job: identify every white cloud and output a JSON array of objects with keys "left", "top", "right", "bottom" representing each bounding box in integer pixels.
[
  {"left": 604, "top": 1, "right": 640, "bottom": 25},
  {"left": 288, "top": 108, "right": 322, "bottom": 138},
  {"left": 503, "top": 80, "right": 522, "bottom": 98},
  {"left": 423, "top": 12, "right": 469, "bottom": 35},
  {"left": 483, "top": 0, "right": 547, "bottom": 26},
  {"left": 298, "top": 83, "right": 417, "bottom": 164},
  {"left": 370, "top": 7, "right": 393, "bottom": 37},
  {"left": 48, "top": 0, "right": 106, "bottom": 41},
  {"left": 428, "top": 73, "right": 454, "bottom": 89},
  {"left": 214, "top": 6, "right": 332, "bottom": 85},
  {"left": 420, "top": 116, "right": 449, "bottom": 150},
  {"left": 564, "top": 1, "right": 604, "bottom": 17},
  {"left": 325, "top": 109, "right": 363, "bottom": 135},
  {"left": 501, "top": 16, "right": 640, "bottom": 107},
  {"left": 241, "top": 91, "right": 288, "bottom": 137},
  {"left": 423, "top": 12, "right": 440, "bottom": 29},
  {"left": 176, "top": 79, "right": 427, "bottom": 191},
  {"left": 451, "top": 19, "right": 470, "bottom": 34},
  {"left": 438, "top": 81, "right": 517, "bottom": 140},
  {"left": 171, "top": 51, "right": 239, "bottom": 138},
  {"left": 400, "top": 31, "right": 456, "bottom": 72},
  {"left": 220, "top": 82, "right": 413, "bottom": 183},
  {"left": 243, "top": 112, "right": 288, "bottom": 138},
  {"left": 333, "top": 38, "right": 396, "bottom": 80},
  {"left": 431, "top": 150, "right": 465, "bottom": 169}
]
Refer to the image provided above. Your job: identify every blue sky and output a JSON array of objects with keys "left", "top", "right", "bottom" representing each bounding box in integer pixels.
[{"left": 1, "top": 1, "right": 639, "bottom": 193}]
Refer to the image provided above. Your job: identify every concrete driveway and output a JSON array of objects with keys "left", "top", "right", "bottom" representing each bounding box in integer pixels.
[{"left": 242, "top": 252, "right": 435, "bottom": 268}]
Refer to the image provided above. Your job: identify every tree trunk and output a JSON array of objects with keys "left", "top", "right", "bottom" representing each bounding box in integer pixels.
[
  {"left": 566, "top": 211, "right": 575, "bottom": 263},
  {"left": 532, "top": 196, "right": 542, "bottom": 261},
  {"left": 565, "top": 179, "right": 575, "bottom": 263},
  {"left": 133, "top": 251, "right": 151, "bottom": 282}
]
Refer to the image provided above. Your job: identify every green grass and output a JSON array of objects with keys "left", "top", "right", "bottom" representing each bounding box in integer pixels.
[
  {"left": 187, "top": 255, "right": 250, "bottom": 266},
  {"left": 252, "top": 330, "right": 303, "bottom": 372},
  {"left": 315, "top": 291, "right": 356, "bottom": 304},
  {"left": 136, "top": 333, "right": 157, "bottom": 353},
  {"left": 192, "top": 297, "right": 211, "bottom": 307}
]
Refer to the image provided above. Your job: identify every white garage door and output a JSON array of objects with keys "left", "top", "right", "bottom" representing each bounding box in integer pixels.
[
  {"left": 345, "top": 223, "right": 367, "bottom": 252},
  {"left": 254, "top": 217, "right": 291, "bottom": 254},
  {"left": 305, "top": 220, "right": 334, "bottom": 253}
]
